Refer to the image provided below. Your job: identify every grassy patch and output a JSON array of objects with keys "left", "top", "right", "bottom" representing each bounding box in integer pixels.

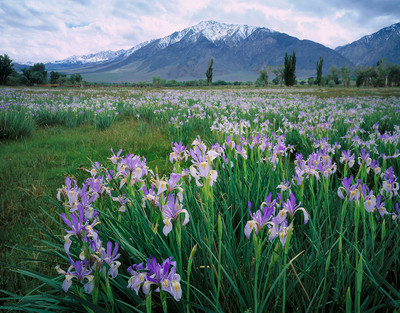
[{"left": 0, "top": 116, "right": 170, "bottom": 294}]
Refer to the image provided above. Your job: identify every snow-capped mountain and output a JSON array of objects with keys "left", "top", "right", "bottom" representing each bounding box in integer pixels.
[
  {"left": 40, "top": 20, "right": 355, "bottom": 81},
  {"left": 335, "top": 22, "right": 400, "bottom": 66},
  {"left": 51, "top": 40, "right": 152, "bottom": 65},
  {"left": 156, "top": 21, "right": 265, "bottom": 49},
  {"left": 54, "top": 50, "right": 126, "bottom": 64}
]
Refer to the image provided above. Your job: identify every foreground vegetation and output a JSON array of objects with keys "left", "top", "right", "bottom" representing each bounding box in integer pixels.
[{"left": 1, "top": 86, "right": 400, "bottom": 312}]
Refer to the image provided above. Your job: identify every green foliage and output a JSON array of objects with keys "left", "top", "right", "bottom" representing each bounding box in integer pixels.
[
  {"left": 0, "top": 108, "right": 35, "bottom": 139},
  {"left": 206, "top": 58, "right": 214, "bottom": 87},
  {"left": 257, "top": 66, "right": 270, "bottom": 87},
  {"left": 340, "top": 67, "right": 351, "bottom": 87},
  {"left": 70, "top": 74, "right": 83, "bottom": 85},
  {"left": 352, "top": 61, "right": 400, "bottom": 88},
  {"left": 21, "top": 63, "right": 47, "bottom": 86},
  {"left": 0, "top": 54, "right": 14, "bottom": 85},
  {"left": 316, "top": 56, "right": 323, "bottom": 86},
  {"left": 94, "top": 109, "right": 117, "bottom": 130},
  {"left": 328, "top": 79, "right": 335, "bottom": 87},
  {"left": 273, "top": 65, "right": 284, "bottom": 87},
  {"left": 329, "top": 65, "right": 340, "bottom": 84},
  {"left": 50, "top": 71, "right": 62, "bottom": 84},
  {"left": 388, "top": 64, "right": 400, "bottom": 86},
  {"left": 1, "top": 87, "right": 400, "bottom": 312},
  {"left": 152, "top": 76, "right": 165, "bottom": 88},
  {"left": 283, "top": 51, "right": 296, "bottom": 86}
]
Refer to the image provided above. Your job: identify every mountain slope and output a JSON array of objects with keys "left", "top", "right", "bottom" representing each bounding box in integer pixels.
[
  {"left": 44, "top": 21, "right": 353, "bottom": 82},
  {"left": 335, "top": 22, "right": 400, "bottom": 66}
]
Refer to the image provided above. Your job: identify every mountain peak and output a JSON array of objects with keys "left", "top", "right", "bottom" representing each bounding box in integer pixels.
[
  {"left": 359, "top": 22, "right": 400, "bottom": 44},
  {"left": 335, "top": 22, "right": 400, "bottom": 66},
  {"left": 156, "top": 20, "right": 271, "bottom": 49}
]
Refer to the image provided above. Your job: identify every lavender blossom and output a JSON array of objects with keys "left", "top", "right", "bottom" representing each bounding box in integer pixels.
[
  {"left": 244, "top": 199, "right": 275, "bottom": 239},
  {"left": 340, "top": 150, "right": 355, "bottom": 168},
  {"left": 278, "top": 193, "right": 309, "bottom": 224},
  {"left": 100, "top": 241, "right": 121, "bottom": 279},
  {"left": 56, "top": 259, "right": 94, "bottom": 294},
  {"left": 127, "top": 256, "right": 182, "bottom": 301},
  {"left": 162, "top": 194, "right": 189, "bottom": 236},
  {"left": 169, "top": 142, "right": 188, "bottom": 164}
]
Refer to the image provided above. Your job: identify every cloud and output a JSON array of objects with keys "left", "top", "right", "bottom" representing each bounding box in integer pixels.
[
  {"left": 1, "top": 0, "right": 398, "bottom": 63},
  {"left": 66, "top": 22, "right": 90, "bottom": 29}
]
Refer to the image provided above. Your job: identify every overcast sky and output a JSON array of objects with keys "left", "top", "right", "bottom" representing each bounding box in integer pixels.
[{"left": 1, "top": 0, "right": 399, "bottom": 63}]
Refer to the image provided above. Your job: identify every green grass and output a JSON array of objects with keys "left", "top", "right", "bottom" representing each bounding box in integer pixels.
[
  {"left": 1, "top": 86, "right": 400, "bottom": 312},
  {"left": 0, "top": 115, "right": 171, "bottom": 295}
]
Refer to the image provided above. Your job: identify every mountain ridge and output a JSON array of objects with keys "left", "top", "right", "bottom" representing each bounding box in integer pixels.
[
  {"left": 14, "top": 20, "right": 400, "bottom": 81},
  {"left": 335, "top": 22, "right": 400, "bottom": 66}
]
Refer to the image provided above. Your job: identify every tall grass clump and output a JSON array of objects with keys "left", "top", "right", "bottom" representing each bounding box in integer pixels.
[{"left": 0, "top": 108, "right": 35, "bottom": 139}]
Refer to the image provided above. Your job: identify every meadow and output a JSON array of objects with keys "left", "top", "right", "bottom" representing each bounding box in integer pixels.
[{"left": 1, "top": 86, "right": 400, "bottom": 312}]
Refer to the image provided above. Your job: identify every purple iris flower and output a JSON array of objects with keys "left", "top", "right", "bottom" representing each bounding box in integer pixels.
[
  {"left": 127, "top": 256, "right": 182, "bottom": 301},
  {"left": 225, "top": 135, "right": 236, "bottom": 150},
  {"left": 100, "top": 241, "right": 121, "bottom": 279},
  {"left": 169, "top": 142, "right": 188, "bottom": 164},
  {"left": 108, "top": 148, "right": 123, "bottom": 164},
  {"left": 141, "top": 184, "right": 161, "bottom": 209},
  {"left": 367, "top": 159, "right": 381, "bottom": 175},
  {"left": 380, "top": 167, "right": 399, "bottom": 198},
  {"left": 358, "top": 148, "right": 372, "bottom": 166},
  {"left": 338, "top": 176, "right": 361, "bottom": 202},
  {"left": 111, "top": 194, "right": 131, "bottom": 212},
  {"left": 244, "top": 199, "right": 275, "bottom": 239},
  {"left": 60, "top": 207, "right": 88, "bottom": 254},
  {"left": 56, "top": 258, "right": 94, "bottom": 294},
  {"left": 162, "top": 194, "right": 189, "bottom": 236},
  {"left": 393, "top": 203, "right": 400, "bottom": 223},
  {"left": 375, "top": 196, "right": 389, "bottom": 217},
  {"left": 278, "top": 193, "right": 309, "bottom": 224}
]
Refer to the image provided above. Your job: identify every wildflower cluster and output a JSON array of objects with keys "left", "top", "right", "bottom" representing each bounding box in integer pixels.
[
  {"left": 127, "top": 256, "right": 182, "bottom": 301},
  {"left": 56, "top": 176, "right": 121, "bottom": 293},
  {"left": 245, "top": 192, "right": 309, "bottom": 247}
]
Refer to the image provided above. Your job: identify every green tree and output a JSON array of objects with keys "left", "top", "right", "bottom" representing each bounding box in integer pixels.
[
  {"left": 0, "top": 54, "right": 14, "bottom": 85},
  {"left": 316, "top": 56, "right": 323, "bottom": 86},
  {"left": 329, "top": 65, "right": 340, "bottom": 84},
  {"left": 257, "top": 66, "right": 271, "bottom": 87},
  {"left": 340, "top": 67, "right": 351, "bottom": 87},
  {"left": 273, "top": 65, "right": 284, "bottom": 87},
  {"left": 21, "top": 63, "right": 47, "bottom": 85},
  {"left": 376, "top": 58, "right": 389, "bottom": 87},
  {"left": 50, "top": 71, "right": 62, "bottom": 84},
  {"left": 206, "top": 58, "right": 213, "bottom": 87},
  {"left": 283, "top": 51, "right": 296, "bottom": 86},
  {"left": 70, "top": 74, "right": 83, "bottom": 85},
  {"left": 152, "top": 76, "right": 165, "bottom": 88},
  {"left": 388, "top": 63, "right": 400, "bottom": 86}
]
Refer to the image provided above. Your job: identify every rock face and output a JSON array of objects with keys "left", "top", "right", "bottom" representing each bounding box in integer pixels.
[
  {"left": 335, "top": 23, "right": 400, "bottom": 66},
  {"left": 18, "top": 21, "right": 398, "bottom": 82}
]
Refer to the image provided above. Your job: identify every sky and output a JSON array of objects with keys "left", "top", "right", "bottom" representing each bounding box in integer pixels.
[{"left": 1, "top": 0, "right": 399, "bottom": 63}]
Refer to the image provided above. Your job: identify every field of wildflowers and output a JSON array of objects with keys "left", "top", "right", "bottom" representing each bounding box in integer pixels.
[{"left": 1, "top": 87, "right": 400, "bottom": 312}]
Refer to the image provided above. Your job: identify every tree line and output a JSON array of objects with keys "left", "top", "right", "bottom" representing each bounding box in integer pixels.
[
  {"left": 1, "top": 53, "right": 400, "bottom": 87},
  {"left": 256, "top": 54, "right": 400, "bottom": 88},
  {"left": 0, "top": 54, "right": 83, "bottom": 86}
]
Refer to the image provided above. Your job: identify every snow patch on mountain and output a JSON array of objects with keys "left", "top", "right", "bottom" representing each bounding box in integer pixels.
[
  {"left": 53, "top": 40, "right": 152, "bottom": 65},
  {"left": 156, "top": 20, "right": 271, "bottom": 49}
]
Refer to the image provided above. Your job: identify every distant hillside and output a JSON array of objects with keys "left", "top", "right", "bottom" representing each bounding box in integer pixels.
[
  {"left": 16, "top": 21, "right": 386, "bottom": 82},
  {"left": 25, "top": 21, "right": 350, "bottom": 82},
  {"left": 335, "top": 22, "right": 400, "bottom": 66}
]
